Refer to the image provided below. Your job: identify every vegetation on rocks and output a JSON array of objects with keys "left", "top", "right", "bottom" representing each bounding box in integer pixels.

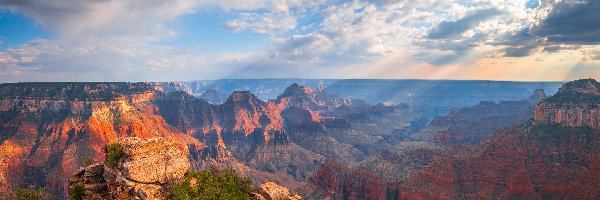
[
  {"left": 104, "top": 143, "right": 125, "bottom": 168},
  {"left": 171, "top": 169, "right": 253, "bottom": 200},
  {"left": 68, "top": 182, "right": 84, "bottom": 200},
  {"left": 13, "top": 187, "right": 52, "bottom": 200}
]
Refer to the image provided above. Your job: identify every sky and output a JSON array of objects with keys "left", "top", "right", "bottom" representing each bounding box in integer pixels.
[{"left": 0, "top": 0, "right": 599, "bottom": 82}]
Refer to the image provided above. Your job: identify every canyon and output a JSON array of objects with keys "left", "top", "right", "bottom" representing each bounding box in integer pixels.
[
  {"left": 1, "top": 79, "right": 597, "bottom": 200},
  {"left": 300, "top": 79, "right": 600, "bottom": 199}
]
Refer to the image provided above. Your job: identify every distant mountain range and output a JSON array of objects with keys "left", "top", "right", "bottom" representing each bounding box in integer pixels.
[{"left": 151, "top": 79, "right": 562, "bottom": 115}]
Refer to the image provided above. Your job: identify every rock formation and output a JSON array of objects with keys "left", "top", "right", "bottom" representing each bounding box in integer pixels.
[
  {"left": 534, "top": 79, "right": 600, "bottom": 129},
  {"left": 300, "top": 79, "right": 600, "bottom": 200},
  {"left": 0, "top": 82, "right": 423, "bottom": 197},
  {"left": 398, "top": 79, "right": 600, "bottom": 199},
  {"left": 412, "top": 89, "right": 546, "bottom": 144},
  {"left": 70, "top": 137, "right": 190, "bottom": 200},
  {"left": 255, "top": 182, "right": 302, "bottom": 200}
]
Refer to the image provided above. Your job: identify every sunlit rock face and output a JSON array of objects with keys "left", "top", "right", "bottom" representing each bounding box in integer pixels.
[
  {"left": 255, "top": 182, "right": 302, "bottom": 200},
  {"left": 534, "top": 79, "right": 600, "bottom": 130},
  {"left": 70, "top": 137, "right": 190, "bottom": 200},
  {"left": 0, "top": 83, "right": 200, "bottom": 198}
]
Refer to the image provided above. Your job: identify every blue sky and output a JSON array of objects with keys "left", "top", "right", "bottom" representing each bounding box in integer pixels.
[
  {"left": 0, "top": 0, "right": 599, "bottom": 82},
  {"left": 0, "top": 11, "right": 53, "bottom": 49}
]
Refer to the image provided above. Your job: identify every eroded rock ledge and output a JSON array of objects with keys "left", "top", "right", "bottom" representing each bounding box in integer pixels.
[
  {"left": 70, "top": 137, "right": 190, "bottom": 200},
  {"left": 69, "top": 137, "right": 302, "bottom": 200}
]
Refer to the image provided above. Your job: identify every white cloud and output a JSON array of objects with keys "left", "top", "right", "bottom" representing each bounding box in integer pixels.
[
  {"left": 1, "top": 0, "right": 599, "bottom": 81},
  {"left": 226, "top": 12, "right": 297, "bottom": 34}
]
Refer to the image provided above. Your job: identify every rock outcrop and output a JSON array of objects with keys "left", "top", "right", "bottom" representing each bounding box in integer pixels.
[
  {"left": 397, "top": 79, "right": 600, "bottom": 199},
  {"left": 300, "top": 79, "right": 600, "bottom": 200},
  {"left": 534, "top": 79, "right": 600, "bottom": 130},
  {"left": 255, "top": 182, "right": 302, "bottom": 200},
  {"left": 70, "top": 137, "right": 190, "bottom": 200},
  {"left": 412, "top": 89, "right": 546, "bottom": 144},
  {"left": 0, "top": 82, "right": 422, "bottom": 197}
]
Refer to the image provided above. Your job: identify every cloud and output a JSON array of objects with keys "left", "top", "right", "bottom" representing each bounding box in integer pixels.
[
  {"left": 0, "top": 0, "right": 203, "bottom": 40},
  {"left": 225, "top": 12, "right": 296, "bottom": 34},
  {"left": 1, "top": 0, "right": 600, "bottom": 81},
  {"left": 428, "top": 8, "right": 502, "bottom": 39},
  {"left": 531, "top": 0, "right": 600, "bottom": 44},
  {"left": 503, "top": 46, "right": 541, "bottom": 57}
]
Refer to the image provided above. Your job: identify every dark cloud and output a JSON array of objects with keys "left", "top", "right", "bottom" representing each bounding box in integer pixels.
[
  {"left": 531, "top": 0, "right": 600, "bottom": 44},
  {"left": 542, "top": 45, "right": 581, "bottom": 53},
  {"left": 503, "top": 46, "right": 540, "bottom": 57},
  {"left": 428, "top": 8, "right": 502, "bottom": 39}
]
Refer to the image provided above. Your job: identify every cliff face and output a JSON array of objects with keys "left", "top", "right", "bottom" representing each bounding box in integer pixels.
[
  {"left": 298, "top": 160, "right": 402, "bottom": 200},
  {"left": 400, "top": 123, "right": 600, "bottom": 199},
  {"left": 300, "top": 79, "right": 600, "bottom": 200},
  {"left": 1, "top": 82, "right": 425, "bottom": 198},
  {"left": 534, "top": 79, "right": 600, "bottom": 130},
  {"left": 398, "top": 79, "right": 600, "bottom": 199},
  {"left": 70, "top": 137, "right": 190, "bottom": 200},
  {"left": 0, "top": 83, "right": 203, "bottom": 198},
  {"left": 412, "top": 89, "right": 546, "bottom": 144}
]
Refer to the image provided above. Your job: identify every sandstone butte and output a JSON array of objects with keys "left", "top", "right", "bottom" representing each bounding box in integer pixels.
[{"left": 70, "top": 137, "right": 302, "bottom": 200}]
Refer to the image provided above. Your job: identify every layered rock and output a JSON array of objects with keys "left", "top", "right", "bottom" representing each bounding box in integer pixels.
[
  {"left": 300, "top": 79, "right": 600, "bottom": 200},
  {"left": 412, "top": 89, "right": 546, "bottom": 144},
  {"left": 397, "top": 79, "right": 600, "bottom": 199},
  {"left": 0, "top": 83, "right": 202, "bottom": 198},
  {"left": 399, "top": 123, "right": 600, "bottom": 199},
  {"left": 0, "top": 82, "right": 424, "bottom": 198},
  {"left": 534, "top": 79, "right": 600, "bottom": 130},
  {"left": 298, "top": 160, "right": 402, "bottom": 200},
  {"left": 255, "top": 182, "right": 302, "bottom": 200},
  {"left": 70, "top": 137, "right": 190, "bottom": 200}
]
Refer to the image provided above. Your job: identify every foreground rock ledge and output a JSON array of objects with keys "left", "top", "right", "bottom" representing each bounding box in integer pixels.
[
  {"left": 70, "top": 137, "right": 190, "bottom": 200},
  {"left": 255, "top": 182, "right": 302, "bottom": 200}
]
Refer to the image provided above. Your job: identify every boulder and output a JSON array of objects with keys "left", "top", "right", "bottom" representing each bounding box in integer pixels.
[
  {"left": 70, "top": 137, "right": 189, "bottom": 200},
  {"left": 256, "top": 182, "right": 302, "bottom": 200}
]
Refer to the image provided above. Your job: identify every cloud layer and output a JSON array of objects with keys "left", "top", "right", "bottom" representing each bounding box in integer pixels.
[{"left": 0, "top": 0, "right": 599, "bottom": 82}]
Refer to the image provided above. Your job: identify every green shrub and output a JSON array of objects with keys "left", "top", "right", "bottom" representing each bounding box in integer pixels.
[
  {"left": 69, "top": 182, "right": 85, "bottom": 200},
  {"left": 104, "top": 143, "right": 124, "bottom": 168},
  {"left": 14, "top": 186, "right": 52, "bottom": 200},
  {"left": 171, "top": 169, "right": 253, "bottom": 200}
]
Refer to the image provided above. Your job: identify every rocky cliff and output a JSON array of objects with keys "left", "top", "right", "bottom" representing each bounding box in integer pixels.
[
  {"left": 0, "top": 82, "right": 203, "bottom": 198},
  {"left": 399, "top": 122, "right": 600, "bottom": 199},
  {"left": 70, "top": 137, "right": 190, "bottom": 199},
  {"left": 70, "top": 137, "right": 301, "bottom": 200},
  {"left": 0, "top": 82, "right": 424, "bottom": 198},
  {"left": 534, "top": 79, "right": 600, "bottom": 129},
  {"left": 398, "top": 79, "right": 600, "bottom": 199},
  {"left": 412, "top": 89, "right": 546, "bottom": 144},
  {"left": 300, "top": 79, "right": 600, "bottom": 200}
]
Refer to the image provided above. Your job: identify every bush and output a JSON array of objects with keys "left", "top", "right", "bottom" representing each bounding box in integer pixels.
[
  {"left": 14, "top": 186, "right": 52, "bottom": 200},
  {"left": 104, "top": 143, "right": 124, "bottom": 168},
  {"left": 68, "top": 182, "right": 85, "bottom": 200},
  {"left": 171, "top": 169, "right": 253, "bottom": 200}
]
